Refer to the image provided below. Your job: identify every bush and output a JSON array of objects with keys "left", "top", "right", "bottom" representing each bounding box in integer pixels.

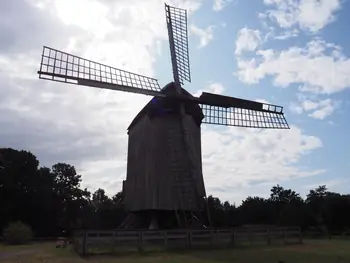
[{"left": 3, "top": 221, "right": 33, "bottom": 245}]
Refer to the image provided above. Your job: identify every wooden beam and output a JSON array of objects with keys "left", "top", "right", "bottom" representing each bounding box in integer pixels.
[
  {"left": 37, "top": 71, "right": 167, "bottom": 98},
  {"left": 78, "top": 79, "right": 166, "bottom": 98}
]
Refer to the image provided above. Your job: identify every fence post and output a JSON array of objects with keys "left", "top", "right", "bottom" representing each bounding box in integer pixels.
[
  {"left": 82, "top": 230, "right": 87, "bottom": 256},
  {"left": 188, "top": 230, "right": 192, "bottom": 249},
  {"left": 267, "top": 228, "right": 271, "bottom": 245},
  {"left": 164, "top": 231, "right": 168, "bottom": 250},
  {"left": 231, "top": 228, "right": 235, "bottom": 246},
  {"left": 138, "top": 231, "right": 143, "bottom": 252},
  {"left": 112, "top": 231, "right": 116, "bottom": 254},
  {"left": 248, "top": 228, "right": 253, "bottom": 245},
  {"left": 281, "top": 227, "right": 287, "bottom": 244}
]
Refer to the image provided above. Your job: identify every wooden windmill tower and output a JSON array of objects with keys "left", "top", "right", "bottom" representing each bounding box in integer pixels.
[{"left": 37, "top": 3, "right": 289, "bottom": 229}]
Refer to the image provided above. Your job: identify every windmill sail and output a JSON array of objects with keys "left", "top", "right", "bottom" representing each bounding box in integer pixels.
[
  {"left": 165, "top": 4, "right": 191, "bottom": 85},
  {"left": 198, "top": 92, "right": 289, "bottom": 129},
  {"left": 37, "top": 46, "right": 164, "bottom": 97}
]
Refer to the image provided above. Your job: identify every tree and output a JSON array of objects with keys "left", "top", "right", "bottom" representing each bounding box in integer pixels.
[
  {"left": 3, "top": 221, "right": 33, "bottom": 245},
  {"left": 51, "top": 163, "right": 90, "bottom": 234},
  {"left": 269, "top": 185, "right": 304, "bottom": 226},
  {"left": 1, "top": 147, "right": 350, "bottom": 236},
  {"left": 306, "top": 185, "right": 328, "bottom": 203},
  {"left": 92, "top": 188, "right": 111, "bottom": 208},
  {"left": 306, "top": 186, "right": 350, "bottom": 233},
  {"left": 240, "top": 196, "right": 273, "bottom": 225},
  {"left": 207, "top": 195, "right": 225, "bottom": 227},
  {"left": 112, "top": 191, "right": 124, "bottom": 204},
  {"left": 270, "top": 184, "right": 301, "bottom": 203},
  {"left": 0, "top": 149, "right": 42, "bottom": 234}
]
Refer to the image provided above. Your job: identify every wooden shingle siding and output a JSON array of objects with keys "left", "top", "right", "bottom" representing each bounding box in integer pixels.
[{"left": 124, "top": 112, "right": 205, "bottom": 212}]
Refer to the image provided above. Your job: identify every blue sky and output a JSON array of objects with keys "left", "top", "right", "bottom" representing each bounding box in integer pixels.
[
  {"left": 156, "top": 0, "right": 350, "bottom": 200},
  {"left": 0, "top": 0, "right": 349, "bottom": 204}
]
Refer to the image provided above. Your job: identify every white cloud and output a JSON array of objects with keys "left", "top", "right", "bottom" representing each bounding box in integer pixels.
[
  {"left": 190, "top": 24, "right": 214, "bottom": 48},
  {"left": 302, "top": 100, "right": 319, "bottom": 111},
  {"left": 235, "top": 28, "right": 262, "bottom": 55},
  {"left": 255, "top": 99, "right": 270, "bottom": 104},
  {"left": 303, "top": 179, "right": 348, "bottom": 190},
  {"left": 202, "top": 125, "right": 324, "bottom": 203},
  {"left": 236, "top": 38, "right": 350, "bottom": 95},
  {"left": 274, "top": 29, "right": 299, "bottom": 40},
  {"left": 0, "top": 0, "right": 326, "bottom": 205},
  {"left": 290, "top": 98, "right": 338, "bottom": 120},
  {"left": 0, "top": 0, "right": 203, "bottom": 197},
  {"left": 308, "top": 99, "right": 337, "bottom": 120},
  {"left": 213, "top": 0, "right": 231, "bottom": 11},
  {"left": 193, "top": 82, "right": 225, "bottom": 97},
  {"left": 289, "top": 103, "right": 303, "bottom": 115},
  {"left": 262, "top": 0, "right": 341, "bottom": 33}
]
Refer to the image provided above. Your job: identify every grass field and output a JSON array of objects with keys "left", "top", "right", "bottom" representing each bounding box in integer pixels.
[{"left": 1, "top": 239, "right": 350, "bottom": 263}]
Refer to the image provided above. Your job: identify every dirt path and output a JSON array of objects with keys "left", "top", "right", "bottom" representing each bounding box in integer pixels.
[{"left": 0, "top": 249, "right": 39, "bottom": 260}]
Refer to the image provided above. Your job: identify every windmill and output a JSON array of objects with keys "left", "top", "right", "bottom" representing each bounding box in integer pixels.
[{"left": 37, "top": 3, "right": 289, "bottom": 229}]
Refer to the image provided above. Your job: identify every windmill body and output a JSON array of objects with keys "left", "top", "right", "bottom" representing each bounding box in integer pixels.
[
  {"left": 124, "top": 82, "right": 205, "bottom": 213},
  {"left": 37, "top": 3, "right": 290, "bottom": 229},
  {"left": 121, "top": 83, "right": 207, "bottom": 228}
]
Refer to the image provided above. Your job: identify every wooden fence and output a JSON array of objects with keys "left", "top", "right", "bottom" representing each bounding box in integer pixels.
[{"left": 72, "top": 226, "right": 302, "bottom": 256}]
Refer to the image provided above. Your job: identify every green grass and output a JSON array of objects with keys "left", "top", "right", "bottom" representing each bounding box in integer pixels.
[
  {"left": 1, "top": 239, "right": 350, "bottom": 262},
  {"left": 0, "top": 242, "right": 84, "bottom": 263}
]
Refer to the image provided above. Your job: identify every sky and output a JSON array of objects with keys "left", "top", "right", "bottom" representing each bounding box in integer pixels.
[{"left": 0, "top": 0, "right": 349, "bottom": 205}]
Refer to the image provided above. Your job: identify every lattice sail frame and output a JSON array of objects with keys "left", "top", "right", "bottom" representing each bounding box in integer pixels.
[
  {"left": 38, "top": 46, "right": 163, "bottom": 97},
  {"left": 165, "top": 4, "right": 191, "bottom": 85},
  {"left": 200, "top": 104, "right": 289, "bottom": 129}
]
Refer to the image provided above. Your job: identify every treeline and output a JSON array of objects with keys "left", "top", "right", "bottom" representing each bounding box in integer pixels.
[{"left": 1, "top": 148, "right": 350, "bottom": 237}]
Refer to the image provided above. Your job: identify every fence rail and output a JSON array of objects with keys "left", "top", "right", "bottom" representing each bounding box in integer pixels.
[{"left": 72, "top": 226, "right": 302, "bottom": 256}]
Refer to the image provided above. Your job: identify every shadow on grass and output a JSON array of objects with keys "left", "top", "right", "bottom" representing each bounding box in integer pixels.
[
  {"left": 0, "top": 242, "right": 85, "bottom": 262},
  {"left": 182, "top": 240, "right": 350, "bottom": 263},
  {"left": 83, "top": 240, "right": 350, "bottom": 263}
]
